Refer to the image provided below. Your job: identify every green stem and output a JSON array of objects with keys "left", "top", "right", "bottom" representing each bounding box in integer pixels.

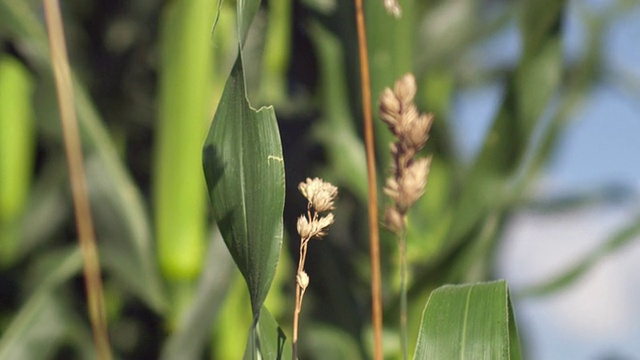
[{"left": 399, "top": 229, "right": 408, "bottom": 360}]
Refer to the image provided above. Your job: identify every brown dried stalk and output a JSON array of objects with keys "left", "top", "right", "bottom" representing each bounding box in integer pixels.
[
  {"left": 353, "top": 0, "right": 384, "bottom": 358},
  {"left": 43, "top": 0, "right": 112, "bottom": 359}
]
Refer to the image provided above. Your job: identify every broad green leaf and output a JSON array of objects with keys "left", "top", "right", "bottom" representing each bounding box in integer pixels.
[
  {"left": 414, "top": 280, "right": 521, "bottom": 360},
  {"left": 243, "top": 307, "right": 292, "bottom": 360},
  {"left": 202, "top": 52, "right": 285, "bottom": 316}
]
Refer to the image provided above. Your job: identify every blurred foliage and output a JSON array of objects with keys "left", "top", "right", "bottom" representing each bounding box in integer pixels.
[{"left": 0, "top": 0, "right": 638, "bottom": 358}]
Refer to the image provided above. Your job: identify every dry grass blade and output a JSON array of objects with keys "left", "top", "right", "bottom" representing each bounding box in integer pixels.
[
  {"left": 42, "top": 1, "right": 112, "bottom": 359},
  {"left": 353, "top": 0, "right": 383, "bottom": 358}
]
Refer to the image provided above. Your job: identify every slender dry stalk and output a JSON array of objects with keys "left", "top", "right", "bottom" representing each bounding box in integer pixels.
[
  {"left": 380, "top": 74, "right": 433, "bottom": 360},
  {"left": 43, "top": 1, "right": 112, "bottom": 359},
  {"left": 353, "top": 1, "right": 384, "bottom": 359},
  {"left": 292, "top": 178, "right": 337, "bottom": 360}
]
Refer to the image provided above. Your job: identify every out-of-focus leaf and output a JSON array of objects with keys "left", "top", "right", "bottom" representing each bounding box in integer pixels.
[
  {"left": 308, "top": 21, "right": 367, "bottom": 200},
  {"left": 243, "top": 307, "right": 291, "bottom": 360},
  {"left": 19, "top": 158, "right": 70, "bottom": 257},
  {"left": 0, "top": 248, "right": 83, "bottom": 358},
  {"left": 520, "top": 213, "right": 640, "bottom": 297},
  {"left": 413, "top": 280, "right": 521, "bottom": 360},
  {"left": 211, "top": 274, "right": 253, "bottom": 359},
  {"left": 524, "top": 185, "right": 633, "bottom": 213},
  {"left": 365, "top": 0, "right": 415, "bottom": 166},
  {"left": 0, "top": 0, "right": 49, "bottom": 65},
  {"left": 159, "top": 228, "right": 235, "bottom": 360},
  {"left": 446, "top": 0, "right": 566, "bottom": 256},
  {"left": 258, "top": 0, "right": 292, "bottom": 105},
  {"left": 0, "top": 0, "right": 168, "bottom": 313},
  {"left": 304, "top": 324, "right": 363, "bottom": 360},
  {"left": 0, "top": 55, "right": 35, "bottom": 267}
]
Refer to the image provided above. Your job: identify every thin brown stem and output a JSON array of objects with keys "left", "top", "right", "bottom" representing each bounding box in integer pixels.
[
  {"left": 354, "top": 0, "right": 383, "bottom": 358},
  {"left": 292, "top": 282, "right": 301, "bottom": 359},
  {"left": 43, "top": 1, "right": 112, "bottom": 359},
  {"left": 293, "top": 234, "right": 310, "bottom": 360}
]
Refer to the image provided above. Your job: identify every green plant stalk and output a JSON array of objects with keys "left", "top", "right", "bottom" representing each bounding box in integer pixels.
[
  {"left": 155, "top": 0, "right": 217, "bottom": 323},
  {"left": 0, "top": 55, "right": 35, "bottom": 267},
  {"left": 399, "top": 229, "right": 408, "bottom": 360},
  {"left": 43, "top": 0, "right": 112, "bottom": 358}
]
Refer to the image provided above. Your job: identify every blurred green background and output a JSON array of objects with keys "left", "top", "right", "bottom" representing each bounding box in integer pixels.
[{"left": 0, "top": 0, "right": 639, "bottom": 358}]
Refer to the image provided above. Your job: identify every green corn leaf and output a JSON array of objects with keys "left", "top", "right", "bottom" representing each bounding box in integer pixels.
[
  {"left": 243, "top": 307, "right": 291, "bottom": 360},
  {"left": 202, "top": 51, "right": 285, "bottom": 316},
  {"left": 413, "top": 280, "right": 521, "bottom": 360}
]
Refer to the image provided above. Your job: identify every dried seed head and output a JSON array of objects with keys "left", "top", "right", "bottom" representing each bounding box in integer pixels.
[
  {"left": 379, "top": 73, "right": 433, "bottom": 234},
  {"left": 299, "top": 178, "right": 338, "bottom": 212},
  {"left": 384, "top": 206, "right": 405, "bottom": 233},
  {"left": 316, "top": 213, "right": 335, "bottom": 237},
  {"left": 380, "top": 88, "right": 401, "bottom": 129},
  {"left": 398, "top": 157, "right": 431, "bottom": 208},
  {"left": 297, "top": 271, "right": 310, "bottom": 290},
  {"left": 406, "top": 113, "right": 434, "bottom": 151},
  {"left": 296, "top": 213, "right": 335, "bottom": 240},
  {"left": 297, "top": 215, "right": 313, "bottom": 240},
  {"left": 383, "top": 178, "right": 400, "bottom": 203},
  {"left": 383, "top": 0, "right": 402, "bottom": 18},
  {"left": 394, "top": 74, "right": 417, "bottom": 107}
]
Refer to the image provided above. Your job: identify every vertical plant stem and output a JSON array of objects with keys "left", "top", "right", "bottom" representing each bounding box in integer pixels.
[
  {"left": 293, "top": 237, "right": 309, "bottom": 360},
  {"left": 0, "top": 56, "right": 35, "bottom": 267},
  {"left": 42, "top": 1, "right": 112, "bottom": 359},
  {"left": 156, "top": 0, "right": 216, "bottom": 325},
  {"left": 354, "top": 0, "right": 383, "bottom": 358},
  {"left": 399, "top": 230, "right": 408, "bottom": 360}
]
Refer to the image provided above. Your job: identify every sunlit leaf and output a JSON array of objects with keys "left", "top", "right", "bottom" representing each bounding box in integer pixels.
[{"left": 414, "top": 280, "right": 521, "bottom": 360}]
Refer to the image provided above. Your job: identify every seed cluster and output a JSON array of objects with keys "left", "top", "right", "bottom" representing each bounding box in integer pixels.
[{"left": 379, "top": 73, "right": 433, "bottom": 233}]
